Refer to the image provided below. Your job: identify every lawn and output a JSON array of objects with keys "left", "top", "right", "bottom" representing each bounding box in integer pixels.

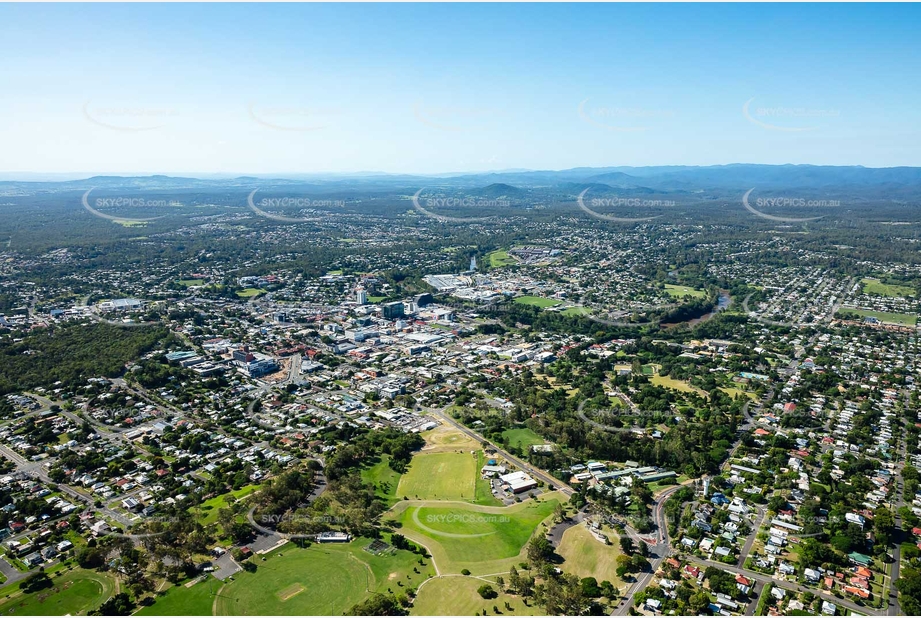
[
  {"left": 555, "top": 523, "right": 625, "bottom": 590},
  {"left": 368, "top": 296, "right": 387, "bottom": 303},
  {"left": 411, "top": 575, "right": 540, "bottom": 616},
  {"left": 501, "top": 427, "right": 547, "bottom": 451},
  {"left": 514, "top": 295, "right": 562, "bottom": 308},
  {"left": 176, "top": 279, "right": 205, "bottom": 287},
  {"left": 719, "top": 386, "right": 759, "bottom": 401},
  {"left": 486, "top": 249, "right": 517, "bottom": 269},
  {"left": 839, "top": 308, "right": 917, "bottom": 326},
  {"left": 214, "top": 540, "right": 431, "bottom": 616},
  {"left": 0, "top": 569, "right": 115, "bottom": 616},
  {"left": 474, "top": 451, "right": 503, "bottom": 507},
  {"left": 561, "top": 306, "right": 590, "bottom": 316},
  {"left": 397, "top": 452, "right": 477, "bottom": 501},
  {"left": 193, "top": 484, "right": 260, "bottom": 525},
  {"left": 137, "top": 578, "right": 220, "bottom": 616},
  {"left": 361, "top": 455, "right": 402, "bottom": 504},
  {"left": 861, "top": 278, "right": 916, "bottom": 298},
  {"left": 390, "top": 495, "right": 562, "bottom": 575},
  {"left": 651, "top": 373, "right": 705, "bottom": 395},
  {"left": 235, "top": 288, "right": 263, "bottom": 298},
  {"left": 664, "top": 284, "right": 706, "bottom": 299},
  {"left": 420, "top": 425, "right": 481, "bottom": 452}
]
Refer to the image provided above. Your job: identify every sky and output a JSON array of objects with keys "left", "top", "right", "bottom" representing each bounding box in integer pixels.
[{"left": 0, "top": 2, "right": 919, "bottom": 176}]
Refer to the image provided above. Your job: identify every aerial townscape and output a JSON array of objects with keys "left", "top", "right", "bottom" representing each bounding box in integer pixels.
[{"left": 2, "top": 2, "right": 920, "bottom": 617}]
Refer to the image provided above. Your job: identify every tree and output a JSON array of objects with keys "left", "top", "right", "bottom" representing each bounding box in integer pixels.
[
  {"left": 91, "top": 593, "right": 134, "bottom": 616},
  {"left": 478, "top": 584, "right": 498, "bottom": 599},
  {"left": 509, "top": 565, "right": 521, "bottom": 594},
  {"left": 620, "top": 536, "right": 635, "bottom": 555},
  {"left": 344, "top": 594, "right": 406, "bottom": 616},
  {"left": 527, "top": 535, "right": 554, "bottom": 566}
]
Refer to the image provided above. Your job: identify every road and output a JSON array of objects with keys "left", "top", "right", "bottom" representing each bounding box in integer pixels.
[{"left": 427, "top": 406, "right": 573, "bottom": 496}]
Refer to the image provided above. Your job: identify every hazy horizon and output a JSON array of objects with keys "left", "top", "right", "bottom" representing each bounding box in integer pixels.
[{"left": 2, "top": 3, "right": 919, "bottom": 174}]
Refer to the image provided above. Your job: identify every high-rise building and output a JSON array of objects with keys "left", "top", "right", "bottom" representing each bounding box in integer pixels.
[
  {"left": 356, "top": 289, "right": 368, "bottom": 305},
  {"left": 470, "top": 256, "right": 477, "bottom": 271},
  {"left": 382, "top": 301, "right": 405, "bottom": 320}
]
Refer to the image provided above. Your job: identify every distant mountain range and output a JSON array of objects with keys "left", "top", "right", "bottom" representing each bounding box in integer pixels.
[{"left": 1, "top": 164, "right": 920, "bottom": 195}]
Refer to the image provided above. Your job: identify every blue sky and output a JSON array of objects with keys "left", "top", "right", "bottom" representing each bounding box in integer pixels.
[{"left": 1, "top": 3, "right": 918, "bottom": 175}]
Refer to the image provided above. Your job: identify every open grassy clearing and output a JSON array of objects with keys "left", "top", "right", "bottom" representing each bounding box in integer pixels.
[
  {"left": 235, "top": 288, "right": 263, "bottom": 298},
  {"left": 840, "top": 308, "right": 917, "bottom": 326},
  {"left": 486, "top": 249, "right": 517, "bottom": 269},
  {"left": 361, "top": 454, "right": 402, "bottom": 505},
  {"left": 861, "top": 277, "right": 916, "bottom": 297},
  {"left": 474, "top": 451, "right": 503, "bottom": 507},
  {"left": 137, "top": 577, "right": 220, "bottom": 616},
  {"left": 390, "top": 495, "right": 562, "bottom": 575},
  {"left": 0, "top": 569, "right": 115, "bottom": 616},
  {"left": 719, "top": 386, "right": 759, "bottom": 401},
  {"left": 397, "top": 451, "right": 478, "bottom": 501},
  {"left": 176, "top": 279, "right": 205, "bottom": 287},
  {"left": 501, "top": 427, "right": 547, "bottom": 451},
  {"left": 664, "top": 284, "right": 706, "bottom": 298},
  {"left": 514, "top": 295, "right": 562, "bottom": 308},
  {"left": 214, "top": 540, "right": 431, "bottom": 615},
  {"left": 651, "top": 373, "right": 706, "bottom": 395},
  {"left": 419, "top": 424, "right": 481, "bottom": 452},
  {"left": 411, "top": 575, "right": 540, "bottom": 616},
  {"left": 560, "top": 306, "right": 590, "bottom": 316},
  {"left": 193, "top": 484, "right": 260, "bottom": 525},
  {"left": 555, "top": 523, "right": 626, "bottom": 590}
]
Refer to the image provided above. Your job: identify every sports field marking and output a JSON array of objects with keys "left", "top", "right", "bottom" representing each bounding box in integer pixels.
[{"left": 277, "top": 583, "right": 305, "bottom": 601}]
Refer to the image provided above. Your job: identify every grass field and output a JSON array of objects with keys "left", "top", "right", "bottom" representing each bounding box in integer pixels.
[
  {"left": 194, "top": 484, "right": 260, "bottom": 525},
  {"left": 361, "top": 455, "right": 402, "bottom": 504},
  {"left": 368, "top": 296, "right": 387, "bottom": 303},
  {"left": 398, "top": 452, "right": 477, "bottom": 501},
  {"left": 214, "top": 540, "right": 431, "bottom": 616},
  {"left": 176, "top": 279, "right": 205, "bottom": 287},
  {"left": 390, "top": 495, "right": 561, "bottom": 575},
  {"left": 840, "top": 308, "right": 917, "bottom": 326},
  {"left": 555, "top": 523, "right": 625, "bottom": 590},
  {"left": 501, "top": 427, "right": 546, "bottom": 451},
  {"left": 664, "top": 284, "right": 706, "bottom": 299},
  {"left": 235, "top": 288, "right": 263, "bottom": 298},
  {"left": 486, "top": 249, "right": 517, "bottom": 269},
  {"left": 861, "top": 278, "right": 916, "bottom": 298},
  {"left": 420, "top": 425, "right": 481, "bottom": 452},
  {"left": 651, "top": 373, "right": 705, "bottom": 395},
  {"left": 514, "top": 295, "right": 562, "bottom": 308},
  {"left": 561, "top": 306, "right": 590, "bottom": 316},
  {"left": 138, "top": 578, "right": 220, "bottom": 616},
  {"left": 411, "top": 576, "right": 540, "bottom": 616},
  {"left": 719, "top": 386, "right": 759, "bottom": 401},
  {"left": 0, "top": 569, "right": 115, "bottom": 616}
]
